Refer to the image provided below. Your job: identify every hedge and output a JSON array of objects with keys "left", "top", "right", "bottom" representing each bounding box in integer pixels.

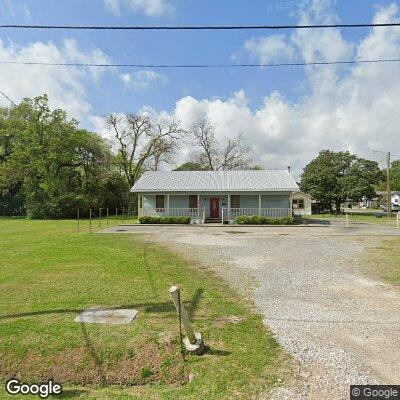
[
  {"left": 236, "top": 215, "right": 296, "bottom": 225},
  {"left": 139, "top": 216, "right": 191, "bottom": 224}
]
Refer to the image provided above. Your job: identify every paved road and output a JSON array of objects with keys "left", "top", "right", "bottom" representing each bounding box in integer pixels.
[{"left": 101, "top": 221, "right": 400, "bottom": 399}]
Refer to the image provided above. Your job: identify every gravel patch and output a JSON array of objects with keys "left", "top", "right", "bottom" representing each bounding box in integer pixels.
[{"left": 135, "top": 224, "right": 400, "bottom": 399}]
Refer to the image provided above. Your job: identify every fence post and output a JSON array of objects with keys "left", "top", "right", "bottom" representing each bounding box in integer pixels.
[
  {"left": 169, "top": 286, "right": 204, "bottom": 355},
  {"left": 115, "top": 207, "right": 118, "bottom": 225},
  {"left": 77, "top": 209, "right": 80, "bottom": 232},
  {"left": 98, "top": 208, "right": 102, "bottom": 228},
  {"left": 122, "top": 207, "right": 125, "bottom": 224},
  {"left": 346, "top": 213, "right": 349, "bottom": 228},
  {"left": 89, "top": 209, "right": 92, "bottom": 231},
  {"left": 106, "top": 208, "right": 109, "bottom": 227}
]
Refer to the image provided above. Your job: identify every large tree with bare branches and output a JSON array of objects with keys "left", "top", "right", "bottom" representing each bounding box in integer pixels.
[
  {"left": 190, "top": 118, "right": 251, "bottom": 170},
  {"left": 106, "top": 113, "right": 182, "bottom": 188}
]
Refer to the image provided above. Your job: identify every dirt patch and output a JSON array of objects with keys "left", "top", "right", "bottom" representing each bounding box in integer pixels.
[
  {"left": 213, "top": 315, "right": 244, "bottom": 327},
  {"left": 0, "top": 336, "right": 186, "bottom": 386}
]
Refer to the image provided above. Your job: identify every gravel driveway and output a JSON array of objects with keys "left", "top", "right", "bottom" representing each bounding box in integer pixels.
[{"left": 103, "top": 222, "right": 400, "bottom": 399}]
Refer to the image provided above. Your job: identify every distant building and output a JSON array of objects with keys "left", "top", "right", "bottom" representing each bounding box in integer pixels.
[{"left": 291, "top": 192, "right": 313, "bottom": 215}]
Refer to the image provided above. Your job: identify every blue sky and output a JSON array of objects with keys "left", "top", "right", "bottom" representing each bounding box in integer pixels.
[{"left": 0, "top": 0, "right": 399, "bottom": 174}]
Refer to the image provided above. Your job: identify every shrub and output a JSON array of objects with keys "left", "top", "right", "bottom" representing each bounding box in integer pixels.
[
  {"left": 236, "top": 215, "right": 296, "bottom": 225},
  {"left": 139, "top": 216, "right": 191, "bottom": 224}
]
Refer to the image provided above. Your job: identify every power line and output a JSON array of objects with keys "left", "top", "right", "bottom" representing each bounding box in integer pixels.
[
  {"left": 1, "top": 23, "right": 400, "bottom": 30},
  {"left": 1, "top": 58, "right": 400, "bottom": 69},
  {"left": 0, "top": 89, "right": 16, "bottom": 106}
]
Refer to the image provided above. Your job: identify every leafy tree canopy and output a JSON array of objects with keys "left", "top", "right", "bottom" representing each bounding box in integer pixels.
[
  {"left": 0, "top": 95, "right": 127, "bottom": 218},
  {"left": 300, "top": 150, "right": 382, "bottom": 212}
]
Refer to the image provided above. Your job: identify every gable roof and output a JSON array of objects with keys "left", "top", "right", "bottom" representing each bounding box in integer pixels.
[{"left": 131, "top": 170, "right": 299, "bottom": 193}]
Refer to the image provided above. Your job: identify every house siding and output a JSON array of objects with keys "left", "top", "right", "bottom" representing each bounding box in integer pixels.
[{"left": 261, "top": 195, "right": 290, "bottom": 208}]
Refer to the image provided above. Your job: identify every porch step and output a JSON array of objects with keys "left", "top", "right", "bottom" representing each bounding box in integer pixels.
[{"left": 204, "top": 218, "right": 222, "bottom": 224}]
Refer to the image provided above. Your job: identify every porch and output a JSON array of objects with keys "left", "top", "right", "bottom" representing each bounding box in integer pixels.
[
  {"left": 138, "top": 207, "right": 292, "bottom": 223},
  {"left": 138, "top": 193, "right": 293, "bottom": 223}
]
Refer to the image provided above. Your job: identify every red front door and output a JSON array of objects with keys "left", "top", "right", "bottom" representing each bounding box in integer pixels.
[{"left": 210, "top": 198, "right": 219, "bottom": 218}]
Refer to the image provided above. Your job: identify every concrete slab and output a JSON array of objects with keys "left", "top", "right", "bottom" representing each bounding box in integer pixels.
[{"left": 74, "top": 308, "right": 138, "bottom": 325}]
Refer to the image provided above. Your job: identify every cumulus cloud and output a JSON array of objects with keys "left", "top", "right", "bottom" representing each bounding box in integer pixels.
[
  {"left": 245, "top": 35, "right": 297, "bottom": 63},
  {"left": 104, "top": 0, "right": 173, "bottom": 17},
  {"left": 120, "top": 70, "right": 168, "bottom": 91},
  {"left": 0, "top": 39, "right": 110, "bottom": 124},
  {"left": 167, "top": 1, "right": 400, "bottom": 177}
]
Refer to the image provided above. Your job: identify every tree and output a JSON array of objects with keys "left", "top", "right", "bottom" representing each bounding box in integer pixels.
[
  {"left": 0, "top": 95, "right": 122, "bottom": 218},
  {"left": 391, "top": 160, "right": 400, "bottom": 191},
  {"left": 189, "top": 118, "right": 251, "bottom": 170},
  {"left": 300, "top": 150, "right": 382, "bottom": 213},
  {"left": 107, "top": 113, "right": 182, "bottom": 187},
  {"left": 174, "top": 162, "right": 205, "bottom": 171}
]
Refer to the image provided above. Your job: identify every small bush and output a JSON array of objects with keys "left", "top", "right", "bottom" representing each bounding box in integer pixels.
[
  {"left": 139, "top": 216, "right": 191, "bottom": 224},
  {"left": 236, "top": 215, "right": 296, "bottom": 225}
]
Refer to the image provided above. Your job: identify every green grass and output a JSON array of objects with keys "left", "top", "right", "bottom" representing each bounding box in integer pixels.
[
  {"left": 0, "top": 219, "right": 289, "bottom": 399},
  {"left": 305, "top": 213, "right": 399, "bottom": 226},
  {"left": 365, "top": 238, "right": 400, "bottom": 287}
]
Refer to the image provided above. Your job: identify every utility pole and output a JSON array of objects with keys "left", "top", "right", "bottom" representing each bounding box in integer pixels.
[{"left": 387, "top": 152, "right": 391, "bottom": 218}]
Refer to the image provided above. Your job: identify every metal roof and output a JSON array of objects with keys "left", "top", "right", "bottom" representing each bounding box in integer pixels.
[{"left": 131, "top": 170, "right": 299, "bottom": 193}]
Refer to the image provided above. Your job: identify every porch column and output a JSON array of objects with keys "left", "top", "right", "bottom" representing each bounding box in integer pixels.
[
  {"left": 139, "top": 194, "right": 143, "bottom": 217},
  {"left": 167, "top": 194, "right": 170, "bottom": 216},
  {"left": 197, "top": 194, "right": 200, "bottom": 219},
  {"left": 258, "top": 194, "right": 262, "bottom": 216},
  {"left": 228, "top": 194, "right": 231, "bottom": 219}
]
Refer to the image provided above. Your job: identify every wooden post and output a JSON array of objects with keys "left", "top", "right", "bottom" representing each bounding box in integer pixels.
[
  {"left": 197, "top": 195, "right": 200, "bottom": 220},
  {"left": 89, "top": 209, "right": 92, "bottom": 231},
  {"left": 167, "top": 194, "right": 170, "bottom": 217},
  {"left": 106, "top": 208, "right": 109, "bottom": 227},
  {"left": 346, "top": 213, "right": 349, "bottom": 228},
  {"left": 222, "top": 208, "right": 224, "bottom": 225},
  {"left": 228, "top": 194, "right": 231, "bottom": 220},
  {"left": 258, "top": 194, "right": 262, "bottom": 216},
  {"left": 77, "top": 209, "right": 80, "bottom": 232},
  {"left": 98, "top": 208, "right": 102, "bottom": 228},
  {"left": 115, "top": 207, "right": 118, "bottom": 225}
]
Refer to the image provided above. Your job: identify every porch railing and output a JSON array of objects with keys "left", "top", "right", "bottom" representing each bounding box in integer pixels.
[
  {"left": 139, "top": 208, "right": 200, "bottom": 218},
  {"left": 139, "top": 207, "right": 292, "bottom": 220},
  {"left": 223, "top": 208, "right": 292, "bottom": 219}
]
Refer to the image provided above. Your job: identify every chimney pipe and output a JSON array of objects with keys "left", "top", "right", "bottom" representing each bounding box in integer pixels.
[{"left": 287, "top": 166, "right": 291, "bottom": 173}]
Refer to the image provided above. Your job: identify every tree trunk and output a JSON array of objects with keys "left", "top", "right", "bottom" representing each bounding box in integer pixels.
[{"left": 335, "top": 200, "right": 341, "bottom": 214}]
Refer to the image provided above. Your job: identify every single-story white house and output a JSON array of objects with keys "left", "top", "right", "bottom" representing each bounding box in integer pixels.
[
  {"left": 131, "top": 170, "right": 299, "bottom": 223},
  {"left": 292, "top": 192, "right": 313, "bottom": 215}
]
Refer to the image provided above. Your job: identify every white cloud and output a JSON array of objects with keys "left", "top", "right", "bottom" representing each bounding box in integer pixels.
[
  {"left": 165, "top": 2, "right": 400, "bottom": 176},
  {"left": 104, "top": 0, "right": 173, "bottom": 17},
  {"left": 0, "top": 39, "right": 110, "bottom": 124},
  {"left": 245, "top": 35, "right": 296, "bottom": 63},
  {"left": 0, "top": 0, "right": 31, "bottom": 20},
  {"left": 120, "top": 70, "right": 168, "bottom": 91}
]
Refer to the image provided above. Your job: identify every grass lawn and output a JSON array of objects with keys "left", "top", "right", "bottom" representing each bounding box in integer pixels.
[
  {"left": 0, "top": 218, "right": 289, "bottom": 399},
  {"left": 366, "top": 238, "right": 400, "bottom": 287},
  {"left": 305, "top": 213, "right": 399, "bottom": 227}
]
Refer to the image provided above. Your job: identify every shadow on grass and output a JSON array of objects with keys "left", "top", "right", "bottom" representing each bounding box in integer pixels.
[
  {"left": 205, "top": 346, "right": 230, "bottom": 357},
  {"left": 0, "top": 301, "right": 176, "bottom": 321},
  {"left": 187, "top": 288, "right": 204, "bottom": 322}
]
